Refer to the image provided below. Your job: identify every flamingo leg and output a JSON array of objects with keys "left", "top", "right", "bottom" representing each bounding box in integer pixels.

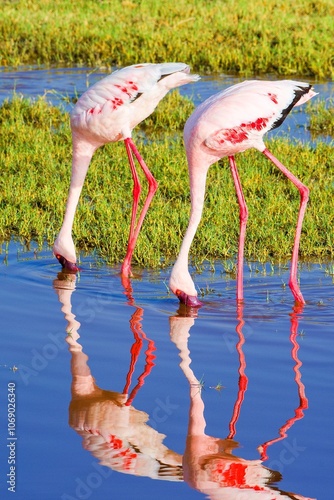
[
  {"left": 229, "top": 156, "right": 249, "bottom": 303},
  {"left": 122, "top": 138, "right": 158, "bottom": 276},
  {"left": 262, "top": 148, "right": 309, "bottom": 304}
]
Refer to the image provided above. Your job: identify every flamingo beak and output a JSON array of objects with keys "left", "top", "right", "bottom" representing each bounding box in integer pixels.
[
  {"left": 55, "top": 254, "right": 81, "bottom": 273},
  {"left": 175, "top": 289, "right": 203, "bottom": 307}
]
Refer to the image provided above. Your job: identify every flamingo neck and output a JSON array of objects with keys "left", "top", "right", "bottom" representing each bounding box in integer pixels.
[{"left": 60, "top": 144, "right": 95, "bottom": 235}]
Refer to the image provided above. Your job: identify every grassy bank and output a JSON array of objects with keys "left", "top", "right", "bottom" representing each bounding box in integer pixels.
[
  {"left": 1, "top": 0, "right": 333, "bottom": 78},
  {"left": 0, "top": 94, "right": 333, "bottom": 268}
]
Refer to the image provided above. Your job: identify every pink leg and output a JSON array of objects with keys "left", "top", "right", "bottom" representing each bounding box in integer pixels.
[
  {"left": 122, "top": 138, "right": 158, "bottom": 276},
  {"left": 229, "top": 156, "right": 248, "bottom": 302},
  {"left": 263, "top": 148, "right": 309, "bottom": 304}
]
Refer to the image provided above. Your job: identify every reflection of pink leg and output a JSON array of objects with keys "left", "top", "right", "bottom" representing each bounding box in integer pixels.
[
  {"left": 126, "top": 336, "right": 156, "bottom": 406},
  {"left": 262, "top": 149, "right": 309, "bottom": 305},
  {"left": 290, "top": 305, "right": 309, "bottom": 412},
  {"left": 259, "top": 305, "right": 308, "bottom": 461},
  {"left": 227, "top": 303, "right": 248, "bottom": 439},
  {"left": 121, "top": 138, "right": 158, "bottom": 276},
  {"left": 120, "top": 275, "right": 156, "bottom": 406},
  {"left": 123, "top": 308, "right": 144, "bottom": 396},
  {"left": 229, "top": 156, "right": 248, "bottom": 303},
  {"left": 123, "top": 306, "right": 156, "bottom": 406}
]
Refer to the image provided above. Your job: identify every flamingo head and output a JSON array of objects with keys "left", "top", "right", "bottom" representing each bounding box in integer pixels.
[{"left": 55, "top": 254, "right": 80, "bottom": 273}]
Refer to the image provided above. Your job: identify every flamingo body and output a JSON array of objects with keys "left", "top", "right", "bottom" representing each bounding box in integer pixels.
[
  {"left": 54, "top": 63, "right": 199, "bottom": 275},
  {"left": 169, "top": 80, "right": 317, "bottom": 306}
]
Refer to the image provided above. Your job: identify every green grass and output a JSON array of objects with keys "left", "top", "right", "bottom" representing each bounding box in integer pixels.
[
  {"left": 307, "top": 99, "right": 334, "bottom": 137},
  {"left": 0, "top": 0, "right": 333, "bottom": 78},
  {"left": 0, "top": 94, "right": 333, "bottom": 268}
]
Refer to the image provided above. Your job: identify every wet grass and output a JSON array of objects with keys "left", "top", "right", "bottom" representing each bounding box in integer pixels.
[
  {"left": 0, "top": 94, "right": 333, "bottom": 268},
  {"left": 1, "top": 0, "right": 333, "bottom": 79}
]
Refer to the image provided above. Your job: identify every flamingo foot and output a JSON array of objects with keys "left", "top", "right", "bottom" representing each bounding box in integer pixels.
[
  {"left": 120, "top": 262, "right": 133, "bottom": 278},
  {"left": 55, "top": 254, "right": 80, "bottom": 273},
  {"left": 289, "top": 282, "right": 306, "bottom": 305},
  {"left": 175, "top": 289, "right": 203, "bottom": 308}
]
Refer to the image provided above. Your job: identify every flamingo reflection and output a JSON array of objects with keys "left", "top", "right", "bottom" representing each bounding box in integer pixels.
[
  {"left": 53, "top": 272, "right": 182, "bottom": 481},
  {"left": 170, "top": 303, "right": 314, "bottom": 499}
]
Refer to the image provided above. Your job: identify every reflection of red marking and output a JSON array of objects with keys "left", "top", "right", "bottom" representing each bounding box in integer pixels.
[
  {"left": 223, "top": 463, "right": 247, "bottom": 487},
  {"left": 107, "top": 434, "right": 137, "bottom": 469},
  {"left": 268, "top": 92, "right": 278, "bottom": 104},
  {"left": 87, "top": 429, "right": 100, "bottom": 435},
  {"left": 212, "top": 462, "right": 247, "bottom": 487},
  {"left": 109, "top": 434, "right": 122, "bottom": 449}
]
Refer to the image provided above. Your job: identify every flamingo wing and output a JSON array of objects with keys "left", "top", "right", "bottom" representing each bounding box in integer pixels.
[
  {"left": 201, "top": 80, "right": 315, "bottom": 151},
  {"left": 73, "top": 63, "right": 192, "bottom": 116}
]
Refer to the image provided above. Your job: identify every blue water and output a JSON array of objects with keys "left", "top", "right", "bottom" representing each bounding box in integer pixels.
[{"left": 0, "top": 240, "right": 333, "bottom": 500}]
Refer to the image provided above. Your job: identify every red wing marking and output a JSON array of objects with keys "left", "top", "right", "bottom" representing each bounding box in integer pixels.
[
  {"left": 88, "top": 107, "right": 102, "bottom": 115},
  {"left": 249, "top": 117, "right": 269, "bottom": 131},
  {"left": 220, "top": 128, "right": 249, "bottom": 144},
  {"left": 114, "top": 84, "right": 132, "bottom": 97},
  {"left": 108, "top": 97, "right": 124, "bottom": 110},
  {"left": 127, "top": 80, "right": 138, "bottom": 91},
  {"left": 268, "top": 92, "right": 278, "bottom": 104},
  {"left": 206, "top": 116, "right": 269, "bottom": 149}
]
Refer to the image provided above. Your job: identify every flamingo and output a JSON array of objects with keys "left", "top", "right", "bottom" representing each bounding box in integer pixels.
[
  {"left": 169, "top": 80, "right": 317, "bottom": 307},
  {"left": 53, "top": 63, "right": 199, "bottom": 275}
]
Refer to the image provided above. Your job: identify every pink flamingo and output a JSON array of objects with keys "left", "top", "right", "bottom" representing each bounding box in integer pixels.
[
  {"left": 53, "top": 63, "right": 199, "bottom": 275},
  {"left": 169, "top": 80, "right": 317, "bottom": 306}
]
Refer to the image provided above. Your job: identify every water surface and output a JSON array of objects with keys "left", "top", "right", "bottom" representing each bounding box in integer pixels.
[{"left": 0, "top": 241, "right": 333, "bottom": 499}]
